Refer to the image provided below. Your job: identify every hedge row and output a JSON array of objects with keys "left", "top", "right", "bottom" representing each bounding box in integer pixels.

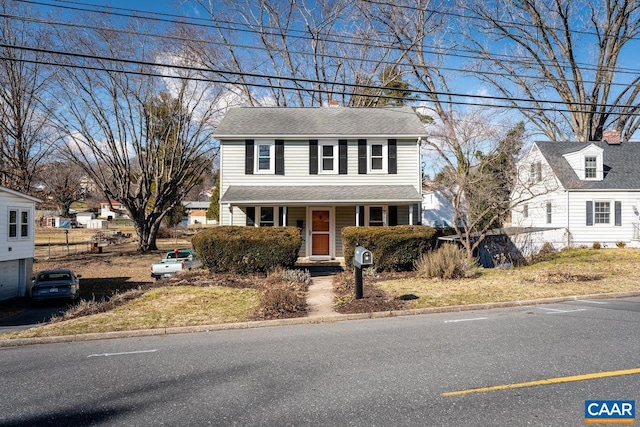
[
  {"left": 342, "top": 225, "right": 441, "bottom": 271},
  {"left": 191, "top": 226, "right": 302, "bottom": 274}
]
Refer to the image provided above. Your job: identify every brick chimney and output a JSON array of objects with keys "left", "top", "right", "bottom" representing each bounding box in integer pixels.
[
  {"left": 328, "top": 99, "right": 340, "bottom": 107},
  {"left": 603, "top": 129, "right": 621, "bottom": 144}
]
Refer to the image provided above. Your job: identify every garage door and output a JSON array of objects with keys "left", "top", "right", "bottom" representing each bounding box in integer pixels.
[{"left": 0, "top": 260, "right": 20, "bottom": 301}]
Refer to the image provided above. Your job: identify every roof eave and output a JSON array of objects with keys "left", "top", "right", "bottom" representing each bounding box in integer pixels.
[{"left": 215, "top": 134, "right": 426, "bottom": 140}]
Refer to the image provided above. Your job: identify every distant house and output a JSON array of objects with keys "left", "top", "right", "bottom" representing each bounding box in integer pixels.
[
  {"left": 100, "top": 200, "right": 128, "bottom": 220},
  {"left": 511, "top": 131, "right": 640, "bottom": 249},
  {"left": 214, "top": 106, "right": 426, "bottom": 260},
  {"left": 0, "top": 186, "right": 41, "bottom": 301},
  {"left": 182, "top": 201, "right": 217, "bottom": 226}
]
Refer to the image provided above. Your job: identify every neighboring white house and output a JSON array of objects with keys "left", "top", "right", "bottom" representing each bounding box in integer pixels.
[
  {"left": 0, "top": 186, "right": 41, "bottom": 301},
  {"left": 100, "top": 200, "right": 128, "bottom": 219},
  {"left": 421, "top": 184, "right": 456, "bottom": 228},
  {"left": 75, "top": 212, "right": 96, "bottom": 226},
  {"left": 214, "top": 106, "right": 426, "bottom": 259},
  {"left": 511, "top": 131, "right": 640, "bottom": 249}
]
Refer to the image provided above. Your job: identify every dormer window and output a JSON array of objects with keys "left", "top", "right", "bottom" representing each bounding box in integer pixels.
[{"left": 585, "top": 156, "right": 597, "bottom": 179}]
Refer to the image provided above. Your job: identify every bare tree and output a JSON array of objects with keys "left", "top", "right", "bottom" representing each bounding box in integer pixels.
[
  {"left": 54, "top": 21, "right": 222, "bottom": 252},
  {"left": 464, "top": 0, "right": 640, "bottom": 142},
  {"left": 37, "top": 161, "right": 85, "bottom": 217},
  {"left": 0, "top": 0, "right": 58, "bottom": 193},
  {"left": 426, "top": 111, "right": 557, "bottom": 257},
  {"left": 192, "top": 0, "right": 387, "bottom": 107}
]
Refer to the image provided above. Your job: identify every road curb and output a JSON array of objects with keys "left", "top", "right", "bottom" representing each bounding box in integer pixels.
[{"left": 2, "top": 291, "right": 640, "bottom": 348}]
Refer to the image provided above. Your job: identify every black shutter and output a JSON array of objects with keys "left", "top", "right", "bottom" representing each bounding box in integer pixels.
[
  {"left": 358, "top": 139, "right": 367, "bottom": 174},
  {"left": 245, "top": 139, "right": 254, "bottom": 175},
  {"left": 339, "top": 139, "right": 348, "bottom": 174},
  {"left": 586, "top": 201, "right": 593, "bottom": 226},
  {"left": 389, "top": 206, "right": 398, "bottom": 226},
  {"left": 388, "top": 139, "right": 397, "bottom": 174},
  {"left": 358, "top": 206, "right": 365, "bottom": 226},
  {"left": 275, "top": 139, "right": 284, "bottom": 175},
  {"left": 615, "top": 201, "right": 622, "bottom": 226},
  {"left": 246, "top": 207, "right": 256, "bottom": 226},
  {"left": 309, "top": 139, "right": 318, "bottom": 175}
]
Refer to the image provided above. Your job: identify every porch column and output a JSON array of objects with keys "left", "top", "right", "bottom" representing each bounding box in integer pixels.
[
  {"left": 409, "top": 204, "right": 414, "bottom": 225},
  {"left": 227, "top": 203, "right": 233, "bottom": 225},
  {"left": 355, "top": 205, "right": 360, "bottom": 226},
  {"left": 282, "top": 206, "right": 287, "bottom": 226}
]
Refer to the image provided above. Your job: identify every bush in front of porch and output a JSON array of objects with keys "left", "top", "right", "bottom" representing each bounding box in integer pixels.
[
  {"left": 342, "top": 225, "right": 441, "bottom": 271},
  {"left": 192, "top": 226, "right": 302, "bottom": 274}
]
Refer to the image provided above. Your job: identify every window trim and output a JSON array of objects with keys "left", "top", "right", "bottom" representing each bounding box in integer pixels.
[
  {"left": 523, "top": 204, "right": 529, "bottom": 219},
  {"left": 367, "top": 140, "right": 388, "bottom": 174},
  {"left": 8, "top": 207, "right": 30, "bottom": 240},
  {"left": 254, "top": 141, "right": 275, "bottom": 174},
  {"left": 593, "top": 200, "right": 611, "bottom": 225},
  {"left": 584, "top": 156, "right": 597, "bottom": 180},
  {"left": 365, "top": 205, "right": 387, "bottom": 226},
  {"left": 318, "top": 141, "right": 339, "bottom": 174},
  {"left": 257, "top": 206, "right": 278, "bottom": 227}
]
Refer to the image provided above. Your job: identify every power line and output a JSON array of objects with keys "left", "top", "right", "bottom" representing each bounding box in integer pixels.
[
  {"left": 14, "top": 0, "right": 640, "bottom": 78},
  {"left": 4, "top": 11, "right": 639, "bottom": 90},
  {"left": 4, "top": 42, "right": 640, "bottom": 117}
]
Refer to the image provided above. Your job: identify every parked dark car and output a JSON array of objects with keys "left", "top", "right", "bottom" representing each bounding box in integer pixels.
[{"left": 30, "top": 269, "right": 81, "bottom": 303}]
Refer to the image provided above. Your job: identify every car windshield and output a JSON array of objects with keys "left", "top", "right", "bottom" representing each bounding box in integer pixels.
[{"left": 38, "top": 273, "right": 71, "bottom": 281}]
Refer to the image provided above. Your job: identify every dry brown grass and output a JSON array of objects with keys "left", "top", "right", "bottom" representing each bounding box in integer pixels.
[{"left": 375, "top": 248, "right": 640, "bottom": 309}]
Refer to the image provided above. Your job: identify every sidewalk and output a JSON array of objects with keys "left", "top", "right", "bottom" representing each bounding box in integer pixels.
[{"left": 306, "top": 273, "right": 338, "bottom": 317}]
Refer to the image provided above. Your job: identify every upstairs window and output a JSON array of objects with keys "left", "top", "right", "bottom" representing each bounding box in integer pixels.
[
  {"left": 530, "top": 161, "right": 542, "bottom": 183},
  {"left": 585, "top": 156, "right": 597, "bottom": 179},
  {"left": 368, "top": 141, "right": 388, "bottom": 173},
  {"left": 319, "top": 143, "right": 338, "bottom": 174},
  {"left": 256, "top": 143, "right": 274, "bottom": 173},
  {"left": 523, "top": 204, "right": 529, "bottom": 218},
  {"left": 546, "top": 202, "right": 552, "bottom": 224}
]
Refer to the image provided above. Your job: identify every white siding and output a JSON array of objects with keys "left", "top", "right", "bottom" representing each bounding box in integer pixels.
[
  {"left": 220, "top": 138, "right": 421, "bottom": 202},
  {"left": 0, "top": 192, "right": 36, "bottom": 262},
  {"left": 335, "top": 206, "right": 356, "bottom": 258}
]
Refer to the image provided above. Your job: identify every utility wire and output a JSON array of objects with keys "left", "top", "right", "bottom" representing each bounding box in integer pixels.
[
  {"left": 4, "top": 11, "right": 639, "bottom": 89},
  {"left": 5, "top": 42, "right": 640, "bottom": 117},
  {"left": 14, "top": 0, "right": 640, "bottom": 77}
]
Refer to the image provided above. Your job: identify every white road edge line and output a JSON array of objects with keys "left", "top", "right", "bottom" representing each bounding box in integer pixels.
[
  {"left": 88, "top": 349, "right": 158, "bottom": 358},
  {"left": 444, "top": 317, "right": 488, "bottom": 323},
  {"left": 578, "top": 300, "right": 609, "bottom": 305},
  {"left": 538, "top": 307, "right": 587, "bottom": 314}
]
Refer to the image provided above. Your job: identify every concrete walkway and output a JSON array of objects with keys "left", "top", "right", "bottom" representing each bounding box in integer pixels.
[{"left": 307, "top": 274, "right": 338, "bottom": 317}]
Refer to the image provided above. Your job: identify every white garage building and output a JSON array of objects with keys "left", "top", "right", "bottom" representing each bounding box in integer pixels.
[{"left": 0, "top": 186, "right": 41, "bottom": 301}]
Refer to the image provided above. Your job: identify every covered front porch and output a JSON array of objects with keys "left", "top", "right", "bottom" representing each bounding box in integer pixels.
[{"left": 220, "top": 185, "right": 423, "bottom": 260}]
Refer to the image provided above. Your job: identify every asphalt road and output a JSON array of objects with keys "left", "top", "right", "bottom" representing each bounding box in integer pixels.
[{"left": 1, "top": 297, "right": 639, "bottom": 426}]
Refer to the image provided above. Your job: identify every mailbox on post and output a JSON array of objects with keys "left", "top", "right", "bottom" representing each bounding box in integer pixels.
[
  {"left": 354, "top": 246, "right": 373, "bottom": 268},
  {"left": 353, "top": 245, "right": 373, "bottom": 299}
]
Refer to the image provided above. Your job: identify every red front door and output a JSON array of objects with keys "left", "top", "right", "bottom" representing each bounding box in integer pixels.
[{"left": 311, "top": 210, "right": 330, "bottom": 256}]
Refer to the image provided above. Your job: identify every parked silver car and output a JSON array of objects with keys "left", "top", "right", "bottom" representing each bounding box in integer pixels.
[{"left": 30, "top": 269, "right": 81, "bottom": 303}]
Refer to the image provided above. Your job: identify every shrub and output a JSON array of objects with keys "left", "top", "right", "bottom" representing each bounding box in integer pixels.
[
  {"left": 342, "top": 225, "right": 441, "bottom": 271},
  {"left": 191, "top": 226, "right": 302, "bottom": 274},
  {"left": 592, "top": 242, "right": 602, "bottom": 250},
  {"left": 414, "top": 243, "right": 476, "bottom": 279},
  {"left": 616, "top": 241, "right": 627, "bottom": 248}
]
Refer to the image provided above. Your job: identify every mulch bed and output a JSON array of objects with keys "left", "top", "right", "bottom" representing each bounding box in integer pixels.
[{"left": 333, "top": 271, "right": 414, "bottom": 314}]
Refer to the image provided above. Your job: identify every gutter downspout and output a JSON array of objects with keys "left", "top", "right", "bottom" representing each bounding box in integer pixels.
[{"left": 566, "top": 191, "right": 570, "bottom": 247}]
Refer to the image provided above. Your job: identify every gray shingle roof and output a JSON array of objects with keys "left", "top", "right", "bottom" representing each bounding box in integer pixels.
[
  {"left": 220, "top": 185, "right": 422, "bottom": 205},
  {"left": 536, "top": 141, "right": 640, "bottom": 190},
  {"left": 214, "top": 107, "right": 426, "bottom": 138}
]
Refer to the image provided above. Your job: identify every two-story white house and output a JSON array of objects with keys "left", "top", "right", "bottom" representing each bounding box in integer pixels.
[
  {"left": 511, "top": 132, "right": 640, "bottom": 249},
  {"left": 0, "top": 186, "right": 41, "bottom": 301},
  {"left": 214, "top": 106, "right": 426, "bottom": 260}
]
